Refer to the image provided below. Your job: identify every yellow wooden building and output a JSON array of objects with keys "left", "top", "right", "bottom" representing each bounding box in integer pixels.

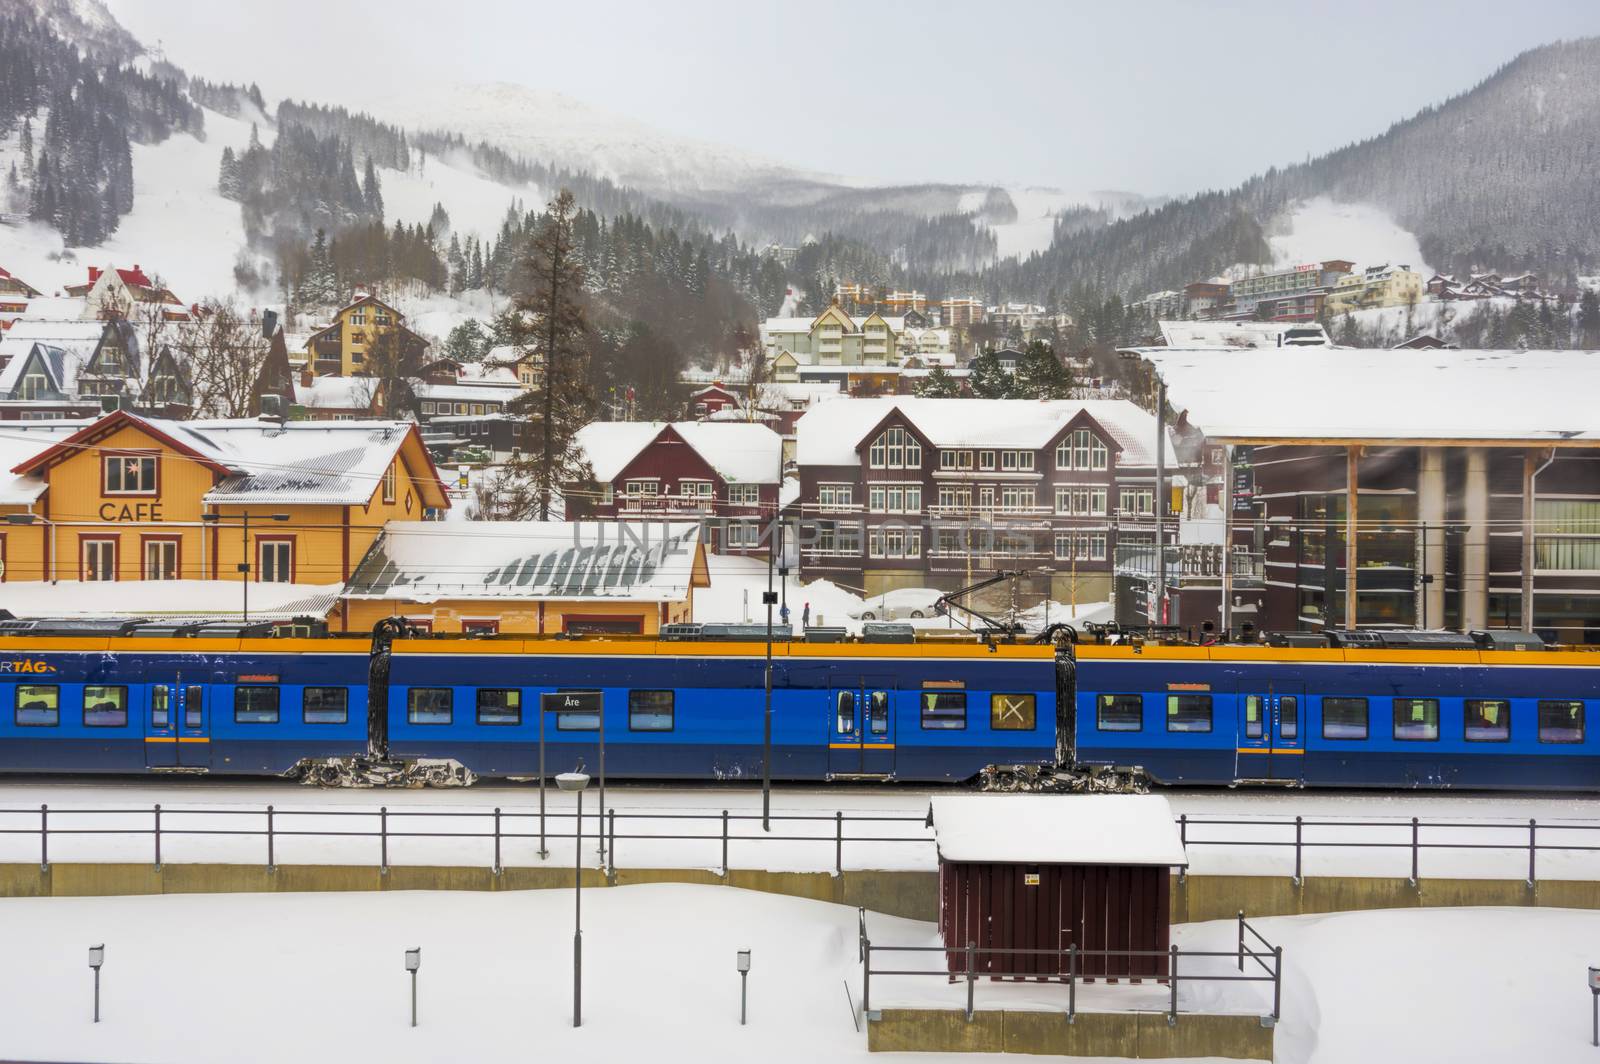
[
  {"left": 0, "top": 410, "right": 449, "bottom": 592},
  {"left": 303, "top": 293, "right": 430, "bottom": 378}
]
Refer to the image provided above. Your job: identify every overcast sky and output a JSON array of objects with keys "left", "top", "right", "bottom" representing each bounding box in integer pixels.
[{"left": 107, "top": 0, "right": 1600, "bottom": 195}]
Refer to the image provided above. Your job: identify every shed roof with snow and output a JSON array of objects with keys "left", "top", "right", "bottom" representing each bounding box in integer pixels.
[{"left": 930, "top": 794, "right": 1187, "bottom": 867}]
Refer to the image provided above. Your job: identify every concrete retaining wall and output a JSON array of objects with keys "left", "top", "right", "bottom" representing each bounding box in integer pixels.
[
  {"left": 3, "top": 864, "right": 1598, "bottom": 925},
  {"left": 867, "top": 1007, "right": 1273, "bottom": 1059}
]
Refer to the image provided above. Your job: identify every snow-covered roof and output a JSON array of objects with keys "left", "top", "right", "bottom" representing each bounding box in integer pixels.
[
  {"left": 0, "top": 580, "right": 343, "bottom": 621},
  {"left": 1132, "top": 348, "right": 1600, "bottom": 443},
  {"left": 0, "top": 319, "right": 106, "bottom": 394},
  {"left": 343, "top": 520, "right": 707, "bottom": 603},
  {"left": 0, "top": 421, "right": 80, "bottom": 503},
  {"left": 413, "top": 382, "right": 520, "bottom": 404},
  {"left": 794, "top": 398, "right": 1175, "bottom": 467},
  {"left": 9, "top": 412, "right": 446, "bottom": 509},
  {"left": 930, "top": 795, "right": 1186, "bottom": 866},
  {"left": 575, "top": 421, "right": 783, "bottom": 484},
  {"left": 294, "top": 376, "right": 373, "bottom": 410},
  {"left": 454, "top": 363, "right": 522, "bottom": 387}
]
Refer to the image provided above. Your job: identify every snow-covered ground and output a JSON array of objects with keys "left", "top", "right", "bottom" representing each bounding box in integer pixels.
[
  {"left": 0, "top": 884, "right": 1594, "bottom": 1063},
  {"left": 5, "top": 780, "right": 1600, "bottom": 881},
  {"left": 1268, "top": 196, "right": 1431, "bottom": 275}
]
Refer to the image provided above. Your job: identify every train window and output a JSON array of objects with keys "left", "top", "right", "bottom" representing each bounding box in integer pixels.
[
  {"left": 185, "top": 686, "right": 203, "bottom": 728},
  {"left": 1166, "top": 695, "right": 1212, "bottom": 733},
  {"left": 303, "top": 687, "right": 348, "bottom": 725},
  {"left": 1244, "top": 696, "right": 1264, "bottom": 739},
  {"left": 1096, "top": 694, "right": 1142, "bottom": 732},
  {"left": 628, "top": 690, "right": 673, "bottom": 731},
  {"left": 1465, "top": 700, "right": 1510, "bottom": 742},
  {"left": 234, "top": 686, "right": 280, "bottom": 724},
  {"left": 477, "top": 689, "right": 522, "bottom": 726},
  {"left": 836, "top": 692, "right": 856, "bottom": 733},
  {"left": 921, "top": 691, "right": 966, "bottom": 730},
  {"left": 407, "top": 688, "right": 452, "bottom": 725},
  {"left": 868, "top": 691, "right": 890, "bottom": 735},
  {"left": 15, "top": 685, "right": 59, "bottom": 727},
  {"left": 1392, "top": 698, "right": 1440, "bottom": 741},
  {"left": 1538, "top": 700, "right": 1585, "bottom": 744},
  {"left": 1280, "top": 697, "right": 1299, "bottom": 739},
  {"left": 991, "top": 694, "right": 1036, "bottom": 731},
  {"left": 83, "top": 686, "right": 128, "bottom": 728},
  {"left": 1322, "top": 697, "right": 1368, "bottom": 740},
  {"left": 151, "top": 685, "right": 171, "bottom": 728}
]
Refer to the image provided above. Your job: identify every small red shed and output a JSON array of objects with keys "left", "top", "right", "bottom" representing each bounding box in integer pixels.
[{"left": 931, "top": 795, "right": 1187, "bottom": 983}]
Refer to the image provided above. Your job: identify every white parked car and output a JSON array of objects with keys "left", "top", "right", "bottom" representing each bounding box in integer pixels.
[{"left": 850, "top": 588, "right": 945, "bottom": 621}]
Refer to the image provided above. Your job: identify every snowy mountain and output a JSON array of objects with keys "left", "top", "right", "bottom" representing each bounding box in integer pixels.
[{"left": 355, "top": 81, "right": 828, "bottom": 197}]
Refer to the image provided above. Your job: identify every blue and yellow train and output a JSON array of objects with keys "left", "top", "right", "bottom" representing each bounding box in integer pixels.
[{"left": 0, "top": 620, "right": 1597, "bottom": 790}]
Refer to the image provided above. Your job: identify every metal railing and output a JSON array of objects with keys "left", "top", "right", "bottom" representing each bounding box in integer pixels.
[
  {"left": 0, "top": 803, "right": 931, "bottom": 877},
  {"left": 858, "top": 908, "right": 1282, "bottom": 1024},
  {"left": 3, "top": 803, "right": 1600, "bottom": 888},
  {"left": 1176, "top": 813, "right": 1600, "bottom": 887}
]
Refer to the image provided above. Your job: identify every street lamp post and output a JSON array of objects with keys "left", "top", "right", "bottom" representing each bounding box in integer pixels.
[
  {"left": 87, "top": 944, "right": 104, "bottom": 1023},
  {"left": 201, "top": 511, "right": 290, "bottom": 623},
  {"left": 737, "top": 949, "right": 752, "bottom": 1025},
  {"left": 4, "top": 513, "right": 58, "bottom": 583},
  {"left": 1589, "top": 966, "right": 1600, "bottom": 1046},
  {"left": 557, "top": 769, "right": 591, "bottom": 1027},
  {"left": 405, "top": 948, "right": 421, "bottom": 1027}
]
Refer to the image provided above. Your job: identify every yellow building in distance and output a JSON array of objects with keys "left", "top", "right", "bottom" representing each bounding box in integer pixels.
[
  {"left": 1324, "top": 264, "right": 1426, "bottom": 315},
  {"left": 304, "top": 293, "right": 430, "bottom": 378},
  {"left": 0, "top": 410, "right": 449, "bottom": 597}
]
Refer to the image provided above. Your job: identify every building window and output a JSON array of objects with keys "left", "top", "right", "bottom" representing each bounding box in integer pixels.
[
  {"left": 1464, "top": 699, "right": 1510, "bottom": 742},
  {"left": 726, "top": 522, "right": 760, "bottom": 548},
  {"left": 1322, "top": 697, "right": 1368, "bottom": 740},
  {"left": 471, "top": 404, "right": 484, "bottom": 416},
  {"left": 421, "top": 401, "right": 435, "bottom": 414},
  {"left": 624, "top": 480, "right": 660, "bottom": 498},
  {"left": 999, "top": 485, "right": 1034, "bottom": 512},
  {"left": 629, "top": 690, "right": 674, "bottom": 731},
  {"left": 1119, "top": 488, "right": 1154, "bottom": 516},
  {"left": 1165, "top": 694, "right": 1212, "bottom": 733},
  {"left": 868, "top": 526, "right": 921, "bottom": 559},
  {"left": 1534, "top": 500, "right": 1600, "bottom": 570},
  {"left": 868, "top": 483, "right": 922, "bottom": 514},
  {"left": 407, "top": 688, "right": 453, "bottom": 725},
  {"left": 461, "top": 619, "right": 499, "bottom": 635},
  {"left": 104, "top": 453, "right": 157, "bottom": 495},
  {"left": 728, "top": 483, "right": 761, "bottom": 506},
  {"left": 142, "top": 538, "right": 179, "bottom": 580},
  {"left": 383, "top": 463, "right": 397, "bottom": 504},
  {"left": 258, "top": 539, "right": 294, "bottom": 583},
  {"left": 234, "top": 686, "right": 280, "bottom": 724},
  {"left": 868, "top": 426, "right": 922, "bottom": 469},
  {"left": 682, "top": 480, "right": 714, "bottom": 500},
  {"left": 1538, "top": 700, "right": 1585, "bottom": 744},
  {"left": 82, "top": 538, "right": 117, "bottom": 581},
  {"left": 818, "top": 484, "right": 854, "bottom": 510},
  {"left": 978, "top": 450, "right": 995, "bottom": 471},
  {"left": 476, "top": 688, "right": 522, "bottom": 725},
  {"left": 920, "top": 690, "right": 966, "bottom": 730},
  {"left": 937, "top": 487, "right": 970, "bottom": 512},
  {"left": 1392, "top": 698, "right": 1440, "bottom": 741},
  {"left": 1055, "top": 430, "right": 1108, "bottom": 471},
  {"left": 991, "top": 693, "right": 1036, "bottom": 731},
  {"left": 1096, "top": 693, "right": 1142, "bottom": 731},
  {"left": 83, "top": 685, "right": 128, "bottom": 727},
  {"left": 303, "top": 687, "right": 349, "bottom": 724},
  {"left": 939, "top": 449, "right": 972, "bottom": 470}
]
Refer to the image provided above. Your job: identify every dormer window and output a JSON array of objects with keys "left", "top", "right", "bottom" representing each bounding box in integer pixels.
[
  {"left": 99, "top": 345, "right": 125, "bottom": 374},
  {"left": 868, "top": 426, "right": 922, "bottom": 469}
]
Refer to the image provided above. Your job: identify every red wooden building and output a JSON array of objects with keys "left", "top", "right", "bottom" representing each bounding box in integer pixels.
[{"left": 931, "top": 795, "right": 1186, "bottom": 982}]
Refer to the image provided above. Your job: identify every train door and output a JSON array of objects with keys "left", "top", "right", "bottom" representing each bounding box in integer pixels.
[
  {"left": 1269, "top": 686, "right": 1303, "bottom": 782},
  {"left": 1236, "top": 685, "right": 1303, "bottom": 782},
  {"left": 146, "top": 683, "right": 178, "bottom": 768},
  {"left": 828, "top": 685, "right": 895, "bottom": 776},
  {"left": 177, "top": 684, "right": 210, "bottom": 769}
]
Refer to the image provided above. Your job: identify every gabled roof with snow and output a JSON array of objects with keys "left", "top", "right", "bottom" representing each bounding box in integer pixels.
[
  {"left": 0, "top": 421, "right": 81, "bottom": 503},
  {"left": 1130, "top": 348, "right": 1600, "bottom": 443},
  {"left": 413, "top": 381, "right": 520, "bottom": 404},
  {"left": 9, "top": 411, "right": 449, "bottom": 509},
  {"left": 294, "top": 376, "right": 374, "bottom": 410},
  {"left": 794, "top": 398, "right": 1175, "bottom": 467},
  {"left": 343, "top": 520, "right": 708, "bottom": 603},
  {"left": 930, "top": 794, "right": 1186, "bottom": 866},
  {"left": 575, "top": 421, "right": 783, "bottom": 484},
  {"left": 1157, "top": 320, "right": 1331, "bottom": 349}
]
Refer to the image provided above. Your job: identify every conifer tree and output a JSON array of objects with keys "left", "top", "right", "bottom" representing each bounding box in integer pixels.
[
  {"left": 914, "top": 363, "right": 962, "bottom": 397},
  {"left": 968, "top": 347, "right": 1015, "bottom": 399}
]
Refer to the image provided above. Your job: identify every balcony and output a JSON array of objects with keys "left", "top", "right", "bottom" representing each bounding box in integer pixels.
[
  {"left": 1115, "top": 544, "right": 1265, "bottom": 588},
  {"left": 618, "top": 495, "right": 714, "bottom": 516}
]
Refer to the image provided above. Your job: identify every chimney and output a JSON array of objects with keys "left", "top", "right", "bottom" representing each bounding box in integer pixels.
[
  {"left": 262, "top": 308, "right": 279, "bottom": 338},
  {"left": 300, "top": 368, "right": 313, "bottom": 388}
]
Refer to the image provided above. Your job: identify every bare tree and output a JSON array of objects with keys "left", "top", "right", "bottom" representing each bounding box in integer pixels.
[{"left": 182, "top": 298, "right": 273, "bottom": 417}]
